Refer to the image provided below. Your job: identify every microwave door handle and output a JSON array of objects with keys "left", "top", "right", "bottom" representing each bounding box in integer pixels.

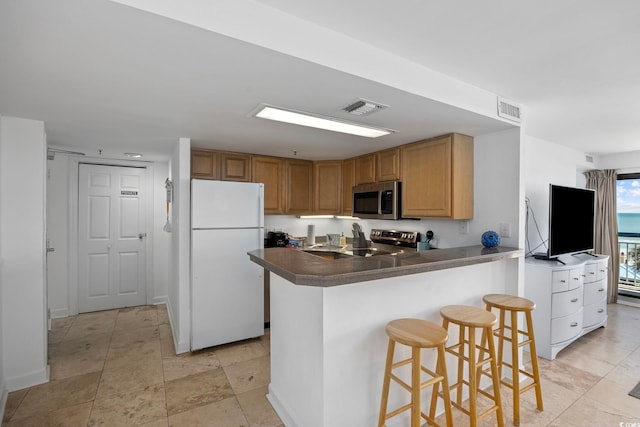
[{"left": 378, "top": 191, "right": 383, "bottom": 214}]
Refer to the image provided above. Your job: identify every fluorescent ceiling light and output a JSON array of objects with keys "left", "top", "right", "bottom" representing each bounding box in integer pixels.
[{"left": 254, "top": 105, "right": 393, "bottom": 138}]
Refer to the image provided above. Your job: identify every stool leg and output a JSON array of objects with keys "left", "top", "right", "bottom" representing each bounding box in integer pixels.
[
  {"left": 429, "top": 344, "right": 453, "bottom": 427},
  {"left": 455, "top": 323, "right": 465, "bottom": 406},
  {"left": 411, "top": 346, "right": 421, "bottom": 427},
  {"left": 476, "top": 304, "right": 491, "bottom": 390},
  {"left": 511, "top": 310, "right": 520, "bottom": 426},
  {"left": 468, "top": 326, "right": 478, "bottom": 427},
  {"left": 378, "top": 339, "right": 395, "bottom": 427},
  {"left": 497, "top": 308, "right": 506, "bottom": 380},
  {"left": 486, "top": 325, "right": 505, "bottom": 427},
  {"left": 526, "top": 311, "right": 544, "bottom": 411}
]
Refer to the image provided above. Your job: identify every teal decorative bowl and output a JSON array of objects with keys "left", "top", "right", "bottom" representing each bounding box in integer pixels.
[{"left": 481, "top": 230, "right": 500, "bottom": 248}]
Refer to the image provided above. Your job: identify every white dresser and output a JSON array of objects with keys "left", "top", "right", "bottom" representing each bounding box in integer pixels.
[{"left": 524, "top": 254, "right": 609, "bottom": 360}]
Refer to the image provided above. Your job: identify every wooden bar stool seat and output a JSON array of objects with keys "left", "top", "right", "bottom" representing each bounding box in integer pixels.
[
  {"left": 378, "top": 318, "right": 453, "bottom": 427},
  {"left": 482, "top": 294, "right": 543, "bottom": 426},
  {"left": 440, "top": 305, "right": 504, "bottom": 427}
]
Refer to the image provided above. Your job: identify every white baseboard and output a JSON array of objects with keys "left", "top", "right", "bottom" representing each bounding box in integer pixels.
[
  {"left": 267, "top": 384, "right": 297, "bottom": 427},
  {"left": 50, "top": 307, "right": 69, "bottom": 319},
  {"left": 152, "top": 296, "right": 168, "bottom": 306},
  {"left": 6, "top": 365, "right": 49, "bottom": 392},
  {"left": 0, "top": 380, "right": 7, "bottom": 425},
  {"left": 165, "top": 298, "right": 190, "bottom": 354}
]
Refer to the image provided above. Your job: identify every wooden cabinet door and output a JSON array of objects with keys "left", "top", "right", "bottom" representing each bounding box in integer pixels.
[
  {"left": 286, "top": 159, "right": 313, "bottom": 215},
  {"left": 191, "top": 150, "right": 219, "bottom": 180},
  {"left": 314, "top": 161, "right": 342, "bottom": 214},
  {"left": 401, "top": 134, "right": 473, "bottom": 219},
  {"left": 355, "top": 153, "right": 376, "bottom": 185},
  {"left": 220, "top": 152, "right": 251, "bottom": 182},
  {"left": 252, "top": 156, "right": 285, "bottom": 214},
  {"left": 376, "top": 148, "right": 401, "bottom": 182},
  {"left": 342, "top": 158, "right": 356, "bottom": 215}
]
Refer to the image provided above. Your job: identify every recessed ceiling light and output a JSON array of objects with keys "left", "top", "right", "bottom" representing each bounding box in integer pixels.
[
  {"left": 253, "top": 105, "right": 394, "bottom": 138},
  {"left": 124, "top": 153, "right": 143, "bottom": 158}
]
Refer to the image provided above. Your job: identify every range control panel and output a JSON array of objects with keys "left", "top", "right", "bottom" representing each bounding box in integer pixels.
[{"left": 370, "top": 229, "right": 420, "bottom": 247}]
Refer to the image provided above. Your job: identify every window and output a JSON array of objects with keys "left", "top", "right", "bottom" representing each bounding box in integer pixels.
[{"left": 617, "top": 173, "right": 640, "bottom": 297}]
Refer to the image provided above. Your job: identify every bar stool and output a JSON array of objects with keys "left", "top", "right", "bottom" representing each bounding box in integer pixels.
[
  {"left": 440, "top": 305, "right": 504, "bottom": 427},
  {"left": 482, "top": 294, "right": 543, "bottom": 425},
  {"left": 378, "top": 318, "right": 453, "bottom": 427}
]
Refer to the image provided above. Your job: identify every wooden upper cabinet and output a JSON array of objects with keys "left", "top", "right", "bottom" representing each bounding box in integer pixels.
[
  {"left": 191, "top": 149, "right": 219, "bottom": 180},
  {"left": 401, "top": 133, "right": 473, "bottom": 219},
  {"left": 220, "top": 152, "right": 251, "bottom": 182},
  {"left": 355, "top": 153, "right": 376, "bottom": 185},
  {"left": 252, "top": 156, "right": 285, "bottom": 214},
  {"left": 342, "top": 158, "right": 356, "bottom": 215},
  {"left": 313, "top": 161, "right": 342, "bottom": 215},
  {"left": 376, "top": 148, "right": 401, "bottom": 182},
  {"left": 285, "top": 159, "right": 313, "bottom": 215}
]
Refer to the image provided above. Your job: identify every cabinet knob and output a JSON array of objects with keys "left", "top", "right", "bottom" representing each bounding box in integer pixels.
[
  {"left": 589, "top": 272, "right": 595, "bottom": 275},
  {"left": 598, "top": 288, "right": 605, "bottom": 292},
  {"left": 573, "top": 277, "right": 579, "bottom": 280},
  {"left": 571, "top": 298, "right": 579, "bottom": 303},
  {"left": 597, "top": 309, "right": 604, "bottom": 313},
  {"left": 600, "top": 269, "right": 606, "bottom": 272},
  {"left": 560, "top": 280, "right": 566, "bottom": 283},
  {"left": 570, "top": 322, "right": 578, "bottom": 327}
]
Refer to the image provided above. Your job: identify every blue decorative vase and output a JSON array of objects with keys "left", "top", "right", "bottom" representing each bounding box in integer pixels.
[{"left": 481, "top": 230, "right": 500, "bottom": 248}]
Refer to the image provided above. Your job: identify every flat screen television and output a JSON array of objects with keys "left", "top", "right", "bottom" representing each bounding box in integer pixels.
[{"left": 545, "top": 184, "right": 596, "bottom": 259}]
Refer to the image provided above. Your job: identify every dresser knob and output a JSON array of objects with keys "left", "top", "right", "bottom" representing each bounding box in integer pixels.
[
  {"left": 597, "top": 309, "right": 604, "bottom": 313},
  {"left": 598, "top": 288, "right": 605, "bottom": 292},
  {"left": 571, "top": 298, "right": 579, "bottom": 303},
  {"left": 570, "top": 322, "right": 578, "bottom": 327}
]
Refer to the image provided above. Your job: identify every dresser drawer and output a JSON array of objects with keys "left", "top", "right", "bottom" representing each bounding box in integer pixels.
[
  {"left": 584, "top": 280, "right": 607, "bottom": 306},
  {"left": 551, "top": 268, "right": 583, "bottom": 293},
  {"left": 551, "top": 287, "right": 582, "bottom": 318},
  {"left": 551, "top": 309, "right": 583, "bottom": 344},
  {"left": 584, "top": 300, "right": 607, "bottom": 327},
  {"left": 583, "top": 263, "right": 597, "bottom": 283}
]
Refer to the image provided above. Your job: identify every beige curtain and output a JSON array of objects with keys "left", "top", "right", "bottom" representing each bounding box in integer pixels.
[{"left": 584, "top": 169, "right": 619, "bottom": 303}]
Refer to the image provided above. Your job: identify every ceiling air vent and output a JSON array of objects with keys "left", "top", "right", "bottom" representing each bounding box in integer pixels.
[
  {"left": 497, "top": 97, "right": 521, "bottom": 123},
  {"left": 585, "top": 155, "right": 594, "bottom": 163},
  {"left": 342, "top": 99, "right": 388, "bottom": 116}
]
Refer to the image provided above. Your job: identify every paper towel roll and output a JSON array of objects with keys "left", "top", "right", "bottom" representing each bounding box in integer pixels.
[{"left": 307, "top": 224, "right": 315, "bottom": 245}]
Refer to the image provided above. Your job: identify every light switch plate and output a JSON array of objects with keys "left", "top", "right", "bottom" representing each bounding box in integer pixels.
[{"left": 499, "top": 223, "right": 511, "bottom": 238}]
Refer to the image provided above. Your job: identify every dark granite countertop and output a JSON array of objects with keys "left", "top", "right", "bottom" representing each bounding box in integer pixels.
[{"left": 248, "top": 245, "right": 523, "bottom": 287}]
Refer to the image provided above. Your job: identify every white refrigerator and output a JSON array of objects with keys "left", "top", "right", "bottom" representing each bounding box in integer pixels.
[{"left": 191, "top": 179, "right": 265, "bottom": 350}]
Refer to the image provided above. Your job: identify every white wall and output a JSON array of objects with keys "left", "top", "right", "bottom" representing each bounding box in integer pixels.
[
  {"left": 597, "top": 150, "right": 640, "bottom": 173},
  {"left": 45, "top": 154, "right": 170, "bottom": 317},
  {"left": 266, "top": 128, "right": 522, "bottom": 251},
  {"left": 523, "top": 134, "right": 597, "bottom": 256},
  {"left": 0, "top": 117, "right": 5, "bottom": 416},
  {"left": 0, "top": 116, "right": 48, "bottom": 391},
  {"left": 167, "top": 137, "right": 191, "bottom": 354}
]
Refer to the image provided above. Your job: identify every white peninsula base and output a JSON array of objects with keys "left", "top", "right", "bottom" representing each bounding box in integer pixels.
[{"left": 266, "top": 259, "right": 519, "bottom": 427}]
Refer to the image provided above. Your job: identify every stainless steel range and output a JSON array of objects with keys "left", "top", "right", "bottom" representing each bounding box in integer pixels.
[{"left": 370, "top": 228, "right": 420, "bottom": 248}]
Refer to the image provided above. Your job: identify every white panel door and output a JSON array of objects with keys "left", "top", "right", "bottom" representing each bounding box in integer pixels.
[{"left": 78, "top": 164, "right": 147, "bottom": 312}]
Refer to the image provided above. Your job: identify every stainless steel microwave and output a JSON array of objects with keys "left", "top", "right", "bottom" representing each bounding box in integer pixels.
[{"left": 352, "top": 181, "right": 400, "bottom": 220}]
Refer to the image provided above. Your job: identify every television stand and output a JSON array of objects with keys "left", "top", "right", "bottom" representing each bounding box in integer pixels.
[
  {"left": 533, "top": 252, "right": 565, "bottom": 264},
  {"left": 572, "top": 251, "right": 598, "bottom": 258}
]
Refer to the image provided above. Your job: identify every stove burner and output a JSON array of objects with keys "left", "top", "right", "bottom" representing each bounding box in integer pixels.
[{"left": 370, "top": 229, "right": 420, "bottom": 248}]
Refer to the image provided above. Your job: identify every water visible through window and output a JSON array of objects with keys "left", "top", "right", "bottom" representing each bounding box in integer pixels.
[{"left": 617, "top": 174, "right": 640, "bottom": 297}]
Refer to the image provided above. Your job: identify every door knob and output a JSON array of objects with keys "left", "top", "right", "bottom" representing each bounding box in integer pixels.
[{"left": 138, "top": 233, "right": 147, "bottom": 240}]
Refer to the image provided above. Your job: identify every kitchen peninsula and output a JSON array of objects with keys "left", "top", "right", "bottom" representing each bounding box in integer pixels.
[{"left": 248, "top": 245, "right": 523, "bottom": 427}]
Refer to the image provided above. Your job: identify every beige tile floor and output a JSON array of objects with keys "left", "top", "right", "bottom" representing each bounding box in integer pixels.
[
  {"left": 3, "top": 303, "right": 640, "bottom": 426},
  {"left": 2, "top": 304, "right": 283, "bottom": 426}
]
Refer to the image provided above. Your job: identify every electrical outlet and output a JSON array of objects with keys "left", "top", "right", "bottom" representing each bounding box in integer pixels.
[
  {"left": 459, "top": 220, "right": 470, "bottom": 235},
  {"left": 499, "top": 223, "right": 511, "bottom": 238}
]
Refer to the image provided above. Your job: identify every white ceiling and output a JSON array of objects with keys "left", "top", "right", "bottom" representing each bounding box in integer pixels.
[{"left": 1, "top": 0, "right": 638, "bottom": 161}]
